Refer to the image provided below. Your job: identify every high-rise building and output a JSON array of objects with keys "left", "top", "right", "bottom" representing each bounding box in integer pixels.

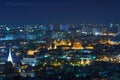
[
  {"left": 48, "top": 24, "right": 53, "bottom": 30},
  {"left": 60, "top": 24, "right": 69, "bottom": 31},
  {"left": 53, "top": 24, "right": 60, "bottom": 31}
]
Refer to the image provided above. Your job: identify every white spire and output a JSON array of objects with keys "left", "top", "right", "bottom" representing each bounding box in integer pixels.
[{"left": 7, "top": 47, "right": 13, "bottom": 64}]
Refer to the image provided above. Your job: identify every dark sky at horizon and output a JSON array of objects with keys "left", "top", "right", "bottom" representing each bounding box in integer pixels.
[{"left": 0, "top": 0, "right": 120, "bottom": 24}]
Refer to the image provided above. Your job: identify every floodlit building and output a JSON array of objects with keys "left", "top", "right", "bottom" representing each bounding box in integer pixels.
[{"left": 21, "top": 58, "right": 38, "bottom": 66}]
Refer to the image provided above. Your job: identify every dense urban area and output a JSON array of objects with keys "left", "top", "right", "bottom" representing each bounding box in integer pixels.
[{"left": 0, "top": 24, "right": 120, "bottom": 80}]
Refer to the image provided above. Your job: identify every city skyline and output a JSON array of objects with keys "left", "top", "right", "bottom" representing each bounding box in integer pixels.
[
  {"left": 0, "top": 0, "right": 120, "bottom": 24},
  {"left": 0, "top": 1, "right": 120, "bottom": 79}
]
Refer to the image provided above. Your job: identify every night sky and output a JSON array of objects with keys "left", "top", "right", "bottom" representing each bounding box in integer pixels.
[{"left": 0, "top": 0, "right": 120, "bottom": 24}]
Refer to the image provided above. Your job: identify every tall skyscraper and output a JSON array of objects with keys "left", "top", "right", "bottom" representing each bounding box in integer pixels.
[{"left": 53, "top": 24, "right": 60, "bottom": 31}]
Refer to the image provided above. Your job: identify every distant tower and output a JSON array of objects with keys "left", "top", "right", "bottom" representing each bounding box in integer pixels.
[
  {"left": 110, "top": 23, "right": 113, "bottom": 28},
  {"left": 53, "top": 24, "right": 60, "bottom": 31},
  {"left": 7, "top": 47, "right": 13, "bottom": 64},
  {"left": 82, "top": 26, "right": 86, "bottom": 34}
]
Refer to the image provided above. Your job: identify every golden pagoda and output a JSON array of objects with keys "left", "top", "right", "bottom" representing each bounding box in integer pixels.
[
  {"left": 72, "top": 41, "right": 83, "bottom": 49},
  {"left": 67, "top": 39, "right": 72, "bottom": 46},
  {"left": 48, "top": 39, "right": 72, "bottom": 50},
  {"left": 59, "top": 39, "right": 67, "bottom": 45}
]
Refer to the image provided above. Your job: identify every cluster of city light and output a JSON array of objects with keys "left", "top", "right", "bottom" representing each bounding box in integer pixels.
[
  {"left": 99, "top": 38, "right": 119, "bottom": 45},
  {"left": 48, "top": 39, "right": 85, "bottom": 50}
]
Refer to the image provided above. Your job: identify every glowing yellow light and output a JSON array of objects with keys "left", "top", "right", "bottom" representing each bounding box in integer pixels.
[
  {"left": 53, "top": 62, "right": 61, "bottom": 67},
  {"left": 72, "top": 41, "right": 83, "bottom": 49},
  {"left": 27, "top": 50, "right": 37, "bottom": 55},
  {"left": 86, "top": 60, "right": 90, "bottom": 64},
  {"left": 86, "top": 45, "right": 94, "bottom": 49}
]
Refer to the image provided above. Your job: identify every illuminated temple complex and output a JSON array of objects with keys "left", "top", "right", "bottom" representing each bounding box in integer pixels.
[
  {"left": 48, "top": 39, "right": 83, "bottom": 50},
  {"left": 99, "top": 38, "right": 119, "bottom": 45}
]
